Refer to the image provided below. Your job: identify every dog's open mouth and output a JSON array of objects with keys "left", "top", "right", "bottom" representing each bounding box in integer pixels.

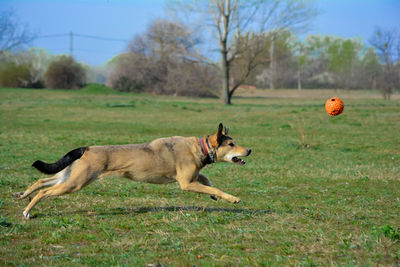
[{"left": 232, "top": 157, "right": 246, "bottom": 165}]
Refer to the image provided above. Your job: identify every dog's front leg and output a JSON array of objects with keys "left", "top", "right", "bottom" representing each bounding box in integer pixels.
[
  {"left": 197, "top": 174, "right": 217, "bottom": 201},
  {"left": 177, "top": 166, "right": 241, "bottom": 204}
]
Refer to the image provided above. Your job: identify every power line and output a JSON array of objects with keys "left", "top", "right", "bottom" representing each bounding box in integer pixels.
[
  {"left": 74, "top": 48, "right": 123, "bottom": 55},
  {"left": 36, "top": 33, "right": 69, "bottom": 39},
  {"left": 36, "top": 33, "right": 128, "bottom": 42},
  {"left": 34, "top": 32, "right": 129, "bottom": 62},
  {"left": 74, "top": 33, "right": 129, "bottom": 43}
]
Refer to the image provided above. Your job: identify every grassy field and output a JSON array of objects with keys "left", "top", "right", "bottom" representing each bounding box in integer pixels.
[{"left": 0, "top": 86, "right": 399, "bottom": 266}]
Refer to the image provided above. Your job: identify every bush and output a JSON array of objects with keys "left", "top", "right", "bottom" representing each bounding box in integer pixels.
[
  {"left": 109, "top": 53, "right": 217, "bottom": 97},
  {"left": 108, "top": 19, "right": 218, "bottom": 97},
  {"left": 112, "top": 76, "right": 145, "bottom": 93},
  {"left": 0, "top": 61, "right": 32, "bottom": 88},
  {"left": 44, "top": 56, "right": 86, "bottom": 89}
]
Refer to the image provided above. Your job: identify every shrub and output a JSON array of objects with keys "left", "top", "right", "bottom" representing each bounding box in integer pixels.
[
  {"left": 112, "top": 76, "right": 145, "bottom": 93},
  {"left": 44, "top": 56, "right": 86, "bottom": 89},
  {"left": 109, "top": 53, "right": 217, "bottom": 97},
  {"left": 108, "top": 19, "right": 218, "bottom": 97},
  {"left": 0, "top": 61, "right": 32, "bottom": 88}
]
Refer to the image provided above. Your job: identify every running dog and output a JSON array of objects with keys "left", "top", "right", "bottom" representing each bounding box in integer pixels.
[{"left": 15, "top": 123, "right": 251, "bottom": 219}]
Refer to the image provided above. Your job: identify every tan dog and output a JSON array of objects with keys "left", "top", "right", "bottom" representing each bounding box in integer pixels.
[{"left": 16, "top": 123, "right": 251, "bottom": 219}]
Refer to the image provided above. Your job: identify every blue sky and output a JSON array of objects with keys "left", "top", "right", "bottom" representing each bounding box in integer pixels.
[{"left": 1, "top": 0, "right": 399, "bottom": 66}]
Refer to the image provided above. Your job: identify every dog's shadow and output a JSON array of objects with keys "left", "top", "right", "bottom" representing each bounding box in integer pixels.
[{"left": 39, "top": 206, "right": 275, "bottom": 218}]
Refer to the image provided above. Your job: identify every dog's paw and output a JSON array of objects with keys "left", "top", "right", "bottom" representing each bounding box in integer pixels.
[
  {"left": 12, "top": 192, "right": 24, "bottom": 199},
  {"left": 228, "top": 196, "right": 241, "bottom": 204},
  {"left": 210, "top": 195, "right": 217, "bottom": 201},
  {"left": 22, "top": 211, "right": 31, "bottom": 220},
  {"left": 233, "top": 198, "right": 241, "bottom": 204}
]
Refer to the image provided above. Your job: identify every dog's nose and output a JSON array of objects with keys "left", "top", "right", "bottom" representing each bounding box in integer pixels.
[{"left": 247, "top": 148, "right": 252, "bottom": 156}]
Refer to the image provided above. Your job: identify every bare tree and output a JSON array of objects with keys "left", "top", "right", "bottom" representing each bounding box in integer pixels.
[
  {"left": 168, "top": 0, "right": 317, "bottom": 104},
  {"left": 292, "top": 38, "right": 309, "bottom": 90},
  {"left": 110, "top": 19, "right": 218, "bottom": 96},
  {"left": 231, "top": 30, "right": 295, "bottom": 90},
  {"left": 369, "top": 26, "right": 400, "bottom": 100},
  {"left": 0, "top": 9, "right": 35, "bottom": 53}
]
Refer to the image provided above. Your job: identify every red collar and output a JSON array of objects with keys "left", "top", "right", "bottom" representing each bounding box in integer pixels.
[{"left": 198, "top": 137, "right": 215, "bottom": 164}]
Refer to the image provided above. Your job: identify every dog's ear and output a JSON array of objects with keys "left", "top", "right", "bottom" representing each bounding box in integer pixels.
[
  {"left": 209, "top": 123, "right": 224, "bottom": 147},
  {"left": 217, "top": 123, "right": 223, "bottom": 136},
  {"left": 217, "top": 123, "right": 224, "bottom": 144},
  {"left": 223, "top": 126, "right": 229, "bottom": 135}
]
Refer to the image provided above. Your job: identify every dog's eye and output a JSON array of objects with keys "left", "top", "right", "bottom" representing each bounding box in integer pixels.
[{"left": 229, "top": 143, "right": 235, "bottom": 147}]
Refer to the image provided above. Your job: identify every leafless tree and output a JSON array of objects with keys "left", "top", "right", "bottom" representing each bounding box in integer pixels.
[
  {"left": 110, "top": 19, "right": 218, "bottom": 96},
  {"left": 0, "top": 9, "right": 36, "bottom": 53},
  {"left": 369, "top": 26, "right": 400, "bottom": 100},
  {"left": 232, "top": 30, "right": 295, "bottom": 89},
  {"left": 168, "top": 0, "right": 318, "bottom": 104}
]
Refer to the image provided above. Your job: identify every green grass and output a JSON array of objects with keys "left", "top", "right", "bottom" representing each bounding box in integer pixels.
[{"left": 0, "top": 87, "right": 399, "bottom": 266}]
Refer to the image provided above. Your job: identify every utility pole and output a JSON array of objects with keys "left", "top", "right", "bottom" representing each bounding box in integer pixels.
[{"left": 70, "top": 32, "right": 73, "bottom": 56}]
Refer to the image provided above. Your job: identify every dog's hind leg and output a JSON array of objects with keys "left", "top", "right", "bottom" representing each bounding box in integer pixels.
[
  {"left": 16, "top": 176, "right": 60, "bottom": 200},
  {"left": 22, "top": 159, "right": 100, "bottom": 219},
  {"left": 197, "top": 174, "right": 217, "bottom": 201},
  {"left": 22, "top": 182, "right": 77, "bottom": 219},
  {"left": 15, "top": 166, "right": 72, "bottom": 200}
]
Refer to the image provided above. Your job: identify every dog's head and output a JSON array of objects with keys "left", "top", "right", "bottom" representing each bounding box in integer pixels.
[{"left": 208, "top": 123, "right": 252, "bottom": 165}]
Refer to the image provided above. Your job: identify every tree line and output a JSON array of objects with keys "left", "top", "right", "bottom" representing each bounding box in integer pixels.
[
  {"left": 1, "top": 1, "right": 399, "bottom": 103},
  {"left": 109, "top": 20, "right": 400, "bottom": 100}
]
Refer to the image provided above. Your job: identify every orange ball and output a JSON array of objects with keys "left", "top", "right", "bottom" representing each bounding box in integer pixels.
[{"left": 325, "top": 97, "right": 344, "bottom": 116}]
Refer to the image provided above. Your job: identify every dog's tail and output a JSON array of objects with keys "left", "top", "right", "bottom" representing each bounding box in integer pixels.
[{"left": 32, "top": 147, "right": 88, "bottom": 174}]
